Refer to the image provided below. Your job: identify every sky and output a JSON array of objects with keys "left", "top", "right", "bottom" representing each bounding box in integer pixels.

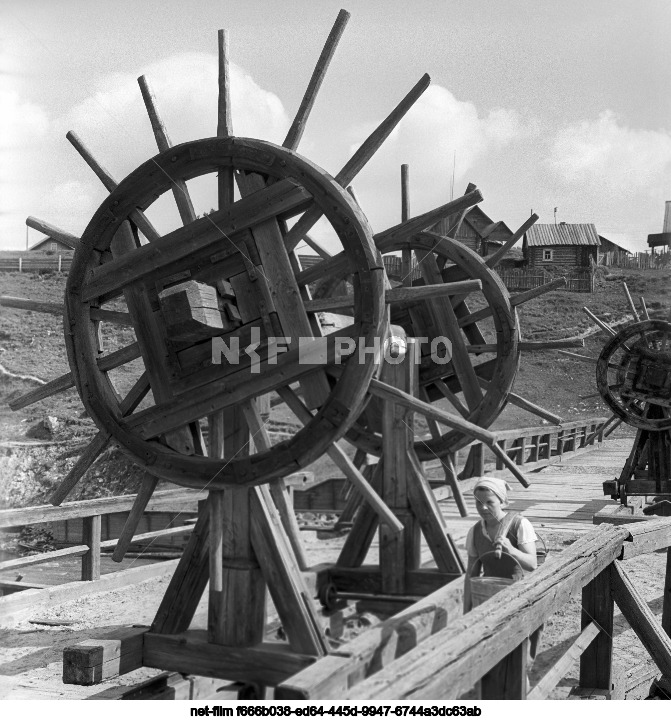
[{"left": 1, "top": 0, "right": 670, "bottom": 253}]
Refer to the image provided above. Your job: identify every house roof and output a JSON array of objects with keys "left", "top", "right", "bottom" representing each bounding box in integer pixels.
[
  {"left": 598, "top": 235, "right": 631, "bottom": 253},
  {"left": 30, "top": 235, "right": 78, "bottom": 251},
  {"left": 525, "top": 223, "right": 599, "bottom": 247}
]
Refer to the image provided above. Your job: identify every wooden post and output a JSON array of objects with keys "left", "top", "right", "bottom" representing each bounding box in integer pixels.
[
  {"left": 380, "top": 339, "right": 420, "bottom": 593},
  {"left": 81, "top": 514, "right": 101, "bottom": 581},
  {"left": 58, "top": 254, "right": 62, "bottom": 273},
  {"left": 18, "top": 256, "right": 22, "bottom": 273},
  {"left": 579, "top": 566, "right": 615, "bottom": 693},
  {"left": 663, "top": 547, "right": 671, "bottom": 638},
  {"left": 495, "top": 440, "right": 506, "bottom": 470},
  {"left": 480, "top": 638, "right": 528, "bottom": 699}
]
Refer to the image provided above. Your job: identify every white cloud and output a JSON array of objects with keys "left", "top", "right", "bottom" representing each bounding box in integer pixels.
[{"left": 549, "top": 110, "right": 671, "bottom": 193}]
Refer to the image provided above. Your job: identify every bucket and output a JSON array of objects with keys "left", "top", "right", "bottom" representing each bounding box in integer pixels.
[{"left": 470, "top": 576, "right": 515, "bottom": 608}]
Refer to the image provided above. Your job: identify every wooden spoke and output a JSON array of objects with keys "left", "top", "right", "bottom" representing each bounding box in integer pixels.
[
  {"left": 467, "top": 338, "right": 584, "bottom": 353},
  {"left": 277, "top": 386, "right": 403, "bottom": 533},
  {"left": 401, "top": 164, "right": 412, "bottom": 286},
  {"left": 558, "top": 350, "right": 597, "bottom": 364},
  {"left": 49, "top": 430, "right": 112, "bottom": 506},
  {"left": 49, "top": 373, "right": 150, "bottom": 506},
  {"left": 217, "top": 29, "right": 235, "bottom": 209},
  {"left": 484, "top": 214, "right": 538, "bottom": 269},
  {"left": 112, "top": 472, "right": 160, "bottom": 562},
  {"left": 583, "top": 306, "right": 617, "bottom": 337},
  {"left": 457, "top": 277, "right": 567, "bottom": 328},
  {"left": 490, "top": 442, "right": 531, "bottom": 488},
  {"left": 302, "top": 280, "right": 482, "bottom": 314},
  {"left": 0, "top": 295, "right": 132, "bottom": 325},
  {"left": 299, "top": 233, "right": 332, "bottom": 259},
  {"left": 25, "top": 216, "right": 80, "bottom": 251},
  {"left": 81, "top": 179, "right": 310, "bottom": 302},
  {"left": 138, "top": 75, "right": 197, "bottom": 224},
  {"left": 477, "top": 376, "right": 563, "bottom": 425},
  {"left": 284, "top": 74, "right": 431, "bottom": 251},
  {"left": 622, "top": 282, "right": 640, "bottom": 322},
  {"left": 433, "top": 379, "right": 470, "bottom": 418},
  {"left": 417, "top": 252, "right": 483, "bottom": 410},
  {"left": 66, "top": 131, "right": 160, "bottom": 242},
  {"left": 332, "top": 370, "right": 497, "bottom": 446},
  {"left": 240, "top": 399, "right": 309, "bottom": 569},
  {"left": 283, "top": 9, "right": 350, "bottom": 151}
]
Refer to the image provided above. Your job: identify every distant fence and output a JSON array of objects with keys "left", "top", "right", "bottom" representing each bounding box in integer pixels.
[
  {"left": 497, "top": 268, "right": 594, "bottom": 293},
  {"left": 600, "top": 250, "right": 669, "bottom": 270},
  {"left": 0, "top": 253, "right": 73, "bottom": 274}
]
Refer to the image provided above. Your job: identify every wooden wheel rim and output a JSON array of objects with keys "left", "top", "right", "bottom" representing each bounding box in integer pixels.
[
  {"left": 65, "top": 136, "right": 386, "bottom": 489},
  {"left": 346, "top": 232, "right": 519, "bottom": 459},
  {"left": 596, "top": 319, "right": 671, "bottom": 432}
]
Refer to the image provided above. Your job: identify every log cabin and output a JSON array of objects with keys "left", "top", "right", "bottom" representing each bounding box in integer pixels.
[{"left": 523, "top": 222, "right": 599, "bottom": 269}]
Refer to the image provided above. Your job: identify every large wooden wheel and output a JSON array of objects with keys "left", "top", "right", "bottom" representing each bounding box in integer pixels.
[
  {"left": 596, "top": 319, "right": 671, "bottom": 432},
  {"left": 65, "top": 136, "right": 386, "bottom": 489}
]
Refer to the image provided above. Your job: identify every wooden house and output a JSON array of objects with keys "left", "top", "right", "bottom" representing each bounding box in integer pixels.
[
  {"left": 430, "top": 205, "right": 513, "bottom": 257},
  {"left": 29, "top": 235, "right": 77, "bottom": 253},
  {"left": 523, "top": 223, "right": 599, "bottom": 268},
  {"left": 598, "top": 235, "right": 631, "bottom": 255}
]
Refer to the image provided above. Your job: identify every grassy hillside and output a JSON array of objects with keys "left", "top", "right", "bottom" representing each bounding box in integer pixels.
[{"left": 1, "top": 266, "right": 669, "bottom": 507}]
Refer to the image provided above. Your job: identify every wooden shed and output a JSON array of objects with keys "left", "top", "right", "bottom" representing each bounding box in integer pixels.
[
  {"left": 523, "top": 223, "right": 599, "bottom": 269},
  {"left": 598, "top": 235, "right": 631, "bottom": 255}
]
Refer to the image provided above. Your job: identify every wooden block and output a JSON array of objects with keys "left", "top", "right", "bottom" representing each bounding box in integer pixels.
[
  {"left": 159, "top": 280, "right": 231, "bottom": 342},
  {"left": 63, "top": 626, "right": 147, "bottom": 685}
]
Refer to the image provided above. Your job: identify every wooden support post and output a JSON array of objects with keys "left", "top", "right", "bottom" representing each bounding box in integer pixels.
[
  {"left": 81, "top": 514, "right": 101, "bottom": 581},
  {"left": 495, "top": 440, "right": 506, "bottom": 470},
  {"left": 578, "top": 566, "right": 615, "bottom": 694},
  {"left": 400, "top": 164, "right": 412, "bottom": 287},
  {"left": 663, "top": 548, "right": 671, "bottom": 638},
  {"left": 380, "top": 340, "right": 420, "bottom": 593},
  {"left": 480, "top": 638, "right": 528, "bottom": 699},
  {"left": 529, "top": 435, "right": 540, "bottom": 463}
]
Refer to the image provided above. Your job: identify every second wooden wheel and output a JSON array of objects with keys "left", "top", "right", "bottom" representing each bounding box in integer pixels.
[{"left": 344, "top": 231, "right": 519, "bottom": 460}]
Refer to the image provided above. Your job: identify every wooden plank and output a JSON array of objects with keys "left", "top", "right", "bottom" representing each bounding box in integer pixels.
[
  {"left": 0, "top": 489, "right": 204, "bottom": 528},
  {"left": 344, "top": 522, "right": 630, "bottom": 700},
  {"left": 0, "top": 295, "right": 131, "bottom": 325},
  {"left": 0, "top": 545, "right": 89, "bottom": 572},
  {"left": 0, "top": 559, "right": 179, "bottom": 625},
  {"left": 277, "top": 577, "right": 464, "bottom": 699},
  {"left": 143, "top": 631, "right": 315, "bottom": 687},
  {"left": 25, "top": 215, "right": 80, "bottom": 250},
  {"left": 611, "top": 560, "right": 671, "bottom": 678},
  {"left": 528, "top": 622, "right": 600, "bottom": 700},
  {"left": 63, "top": 626, "right": 146, "bottom": 685},
  {"left": 663, "top": 548, "right": 671, "bottom": 637},
  {"left": 81, "top": 514, "right": 101, "bottom": 581}
]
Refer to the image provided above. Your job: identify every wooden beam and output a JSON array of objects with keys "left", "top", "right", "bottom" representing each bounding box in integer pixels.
[
  {"left": 611, "top": 560, "right": 671, "bottom": 678},
  {"left": 476, "top": 376, "right": 563, "bottom": 425},
  {"left": 528, "top": 622, "right": 600, "bottom": 700},
  {"left": 143, "top": 631, "right": 315, "bottom": 687},
  {"left": 484, "top": 214, "right": 538, "bottom": 269},
  {"left": 112, "top": 473, "right": 160, "bottom": 562},
  {"left": 81, "top": 514, "right": 101, "bottom": 581},
  {"left": 620, "top": 517, "right": 671, "bottom": 559},
  {"left": 0, "top": 295, "right": 132, "bottom": 325},
  {"left": 579, "top": 566, "right": 615, "bottom": 693}
]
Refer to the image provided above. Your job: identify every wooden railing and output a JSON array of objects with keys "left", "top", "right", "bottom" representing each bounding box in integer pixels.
[
  {"left": 0, "top": 253, "right": 73, "bottom": 273},
  {"left": 277, "top": 517, "right": 671, "bottom": 700},
  {"left": 457, "top": 415, "right": 609, "bottom": 480},
  {"left": 0, "top": 489, "right": 203, "bottom": 582}
]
